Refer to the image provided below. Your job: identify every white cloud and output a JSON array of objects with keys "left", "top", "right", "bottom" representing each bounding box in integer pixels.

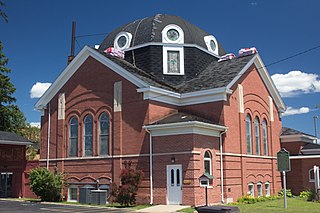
[
  {"left": 282, "top": 106, "right": 310, "bottom": 117},
  {"left": 271, "top": 71, "right": 320, "bottom": 97},
  {"left": 30, "top": 82, "right": 51, "bottom": 98},
  {"left": 30, "top": 122, "right": 41, "bottom": 128}
]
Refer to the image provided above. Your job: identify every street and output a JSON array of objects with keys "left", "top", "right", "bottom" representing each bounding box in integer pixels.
[{"left": 0, "top": 199, "right": 134, "bottom": 213}]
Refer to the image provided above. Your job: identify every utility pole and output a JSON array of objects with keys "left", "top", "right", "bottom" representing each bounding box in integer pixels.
[{"left": 314, "top": 115, "right": 318, "bottom": 138}]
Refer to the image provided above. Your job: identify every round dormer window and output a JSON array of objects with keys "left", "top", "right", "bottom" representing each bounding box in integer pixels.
[
  {"left": 210, "top": 40, "right": 216, "bottom": 52},
  {"left": 114, "top": 32, "right": 132, "bottom": 50},
  {"left": 167, "top": 29, "right": 180, "bottom": 41},
  {"left": 162, "top": 24, "right": 184, "bottom": 44},
  {"left": 204, "top": 35, "right": 218, "bottom": 55}
]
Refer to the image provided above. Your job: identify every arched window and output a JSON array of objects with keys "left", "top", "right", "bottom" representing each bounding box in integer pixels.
[
  {"left": 69, "top": 116, "right": 78, "bottom": 157},
  {"left": 248, "top": 182, "right": 254, "bottom": 197},
  {"left": 204, "top": 151, "right": 212, "bottom": 175},
  {"left": 262, "top": 120, "right": 268, "bottom": 156},
  {"left": 265, "top": 182, "right": 270, "bottom": 196},
  {"left": 246, "top": 114, "right": 253, "bottom": 154},
  {"left": 99, "top": 112, "right": 110, "bottom": 156},
  {"left": 257, "top": 182, "right": 262, "bottom": 197},
  {"left": 84, "top": 114, "right": 93, "bottom": 156},
  {"left": 254, "top": 117, "right": 260, "bottom": 155}
]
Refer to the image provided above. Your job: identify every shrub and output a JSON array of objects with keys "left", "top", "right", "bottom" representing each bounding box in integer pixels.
[
  {"left": 278, "top": 189, "right": 293, "bottom": 197},
  {"left": 237, "top": 195, "right": 281, "bottom": 204},
  {"left": 109, "top": 161, "right": 143, "bottom": 206},
  {"left": 300, "top": 190, "right": 315, "bottom": 201},
  {"left": 29, "top": 167, "right": 65, "bottom": 202}
]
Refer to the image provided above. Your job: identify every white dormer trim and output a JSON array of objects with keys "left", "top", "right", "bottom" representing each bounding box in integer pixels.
[
  {"left": 114, "top": 32, "right": 132, "bottom": 50},
  {"left": 163, "top": 46, "right": 184, "bottom": 75},
  {"left": 204, "top": 35, "right": 219, "bottom": 55},
  {"left": 162, "top": 24, "right": 184, "bottom": 44}
]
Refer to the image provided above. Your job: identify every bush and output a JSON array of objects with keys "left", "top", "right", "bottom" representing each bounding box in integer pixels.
[
  {"left": 278, "top": 189, "right": 293, "bottom": 197},
  {"left": 300, "top": 190, "right": 315, "bottom": 201},
  {"left": 29, "top": 167, "right": 65, "bottom": 202},
  {"left": 237, "top": 195, "right": 281, "bottom": 204},
  {"left": 109, "top": 161, "right": 143, "bottom": 206}
]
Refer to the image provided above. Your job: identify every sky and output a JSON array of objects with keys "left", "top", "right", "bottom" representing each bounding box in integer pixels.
[{"left": 1, "top": 0, "right": 320, "bottom": 136}]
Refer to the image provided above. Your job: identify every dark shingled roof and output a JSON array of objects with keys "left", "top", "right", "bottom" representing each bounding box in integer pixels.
[
  {"left": 151, "top": 112, "right": 223, "bottom": 126},
  {"left": 301, "top": 143, "right": 320, "bottom": 150},
  {"left": 281, "top": 127, "right": 315, "bottom": 137},
  {"left": 94, "top": 47, "right": 255, "bottom": 93},
  {"left": 99, "top": 14, "right": 226, "bottom": 56},
  {"left": 0, "top": 131, "right": 33, "bottom": 145},
  {"left": 177, "top": 54, "right": 255, "bottom": 93}
]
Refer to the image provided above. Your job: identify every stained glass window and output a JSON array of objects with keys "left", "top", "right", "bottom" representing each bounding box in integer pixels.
[
  {"left": 99, "top": 112, "right": 109, "bottom": 156},
  {"left": 84, "top": 115, "right": 93, "bottom": 156},
  {"left": 69, "top": 116, "right": 78, "bottom": 157},
  {"left": 167, "top": 51, "right": 180, "bottom": 73}
]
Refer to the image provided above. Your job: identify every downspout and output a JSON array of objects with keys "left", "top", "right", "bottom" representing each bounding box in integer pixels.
[
  {"left": 219, "top": 129, "right": 227, "bottom": 203},
  {"left": 145, "top": 128, "right": 153, "bottom": 205},
  {"left": 46, "top": 103, "right": 51, "bottom": 169}
]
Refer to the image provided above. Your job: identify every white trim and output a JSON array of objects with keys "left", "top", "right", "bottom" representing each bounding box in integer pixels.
[
  {"left": 265, "top": 182, "right": 270, "bottom": 197},
  {"left": 290, "top": 155, "right": 320, "bottom": 159},
  {"left": 39, "top": 150, "right": 201, "bottom": 162},
  {"left": 114, "top": 32, "right": 132, "bottom": 50},
  {"left": 0, "top": 140, "right": 32, "bottom": 145},
  {"left": 163, "top": 46, "right": 184, "bottom": 75},
  {"left": 269, "top": 96, "right": 274, "bottom": 122},
  {"left": 248, "top": 182, "right": 254, "bottom": 197},
  {"left": 257, "top": 182, "right": 263, "bottom": 197},
  {"left": 216, "top": 152, "right": 276, "bottom": 159},
  {"left": 226, "top": 54, "right": 286, "bottom": 113},
  {"left": 35, "top": 46, "right": 148, "bottom": 110},
  {"left": 238, "top": 84, "right": 244, "bottom": 113},
  {"left": 125, "top": 42, "right": 221, "bottom": 58},
  {"left": 204, "top": 35, "right": 219, "bottom": 55},
  {"left": 280, "top": 134, "right": 317, "bottom": 143},
  {"left": 137, "top": 86, "right": 232, "bottom": 106},
  {"left": 144, "top": 121, "right": 227, "bottom": 137},
  {"left": 162, "top": 24, "right": 184, "bottom": 44},
  {"left": 301, "top": 149, "right": 320, "bottom": 155}
]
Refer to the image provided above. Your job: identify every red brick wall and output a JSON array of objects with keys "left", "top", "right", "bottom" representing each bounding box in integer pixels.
[{"left": 221, "top": 64, "right": 282, "bottom": 200}]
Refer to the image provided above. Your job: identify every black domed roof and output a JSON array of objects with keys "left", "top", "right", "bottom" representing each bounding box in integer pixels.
[{"left": 99, "top": 14, "right": 226, "bottom": 56}]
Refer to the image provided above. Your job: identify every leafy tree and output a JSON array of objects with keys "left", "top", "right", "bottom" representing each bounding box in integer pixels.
[
  {"left": 109, "top": 161, "right": 143, "bottom": 206},
  {"left": 0, "top": 1, "right": 8, "bottom": 23},
  {"left": 22, "top": 124, "right": 40, "bottom": 160},
  {"left": 29, "top": 167, "right": 65, "bottom": 202}
]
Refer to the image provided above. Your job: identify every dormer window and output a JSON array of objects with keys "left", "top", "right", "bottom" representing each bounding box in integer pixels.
[
  {"left": 204, "top": 35, "right": 219, "bottom": 55},
  {"left": 114, "top": 32, "right": 132, "bottom": 50},
  {"left": 162, "top": 25, "right": 184, "bottom": 75}
]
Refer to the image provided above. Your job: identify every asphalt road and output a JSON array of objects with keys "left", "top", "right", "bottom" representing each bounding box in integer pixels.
[{"left": 0, "top": 199, "right": 134, "bottom": 213}]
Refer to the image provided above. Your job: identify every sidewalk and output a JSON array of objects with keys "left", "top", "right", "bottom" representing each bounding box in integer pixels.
[{"left": 137, "top": 205, "right": 191, "bottom": 213}]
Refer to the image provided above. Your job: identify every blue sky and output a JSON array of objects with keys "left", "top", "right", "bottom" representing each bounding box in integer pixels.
[{"left": 1, "top": 0, "right": 320, "bottom": 136}]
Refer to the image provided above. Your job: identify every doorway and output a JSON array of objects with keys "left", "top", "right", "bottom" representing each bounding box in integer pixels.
[
  {"left": 0, "top": 172, "right": 13, "bottom": 197},
  {"left": 167, "top": 164, "right": 182, "bottom": 204}
]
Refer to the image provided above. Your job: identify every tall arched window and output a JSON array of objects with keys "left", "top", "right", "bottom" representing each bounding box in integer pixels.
[
  {"left": 69, "top": 116, "right": 78, "bottom": 157},
  {"left": 99, "top": 112, "right": 110, "bottom": 156},
  {"left": 204, "top": 151, "right": 212, "bottom": 175},
  {"left": 246, "top": 114, "right": 253, "bottom": 154},
  {"left": 262, "top": 120, "right": 268, "bottom": 156},
  {"left": 254, "top": 117, "right": 260, "bottom": 155},
  {"left": 84, "top": 114, "right": 93, "bottom": 156}
]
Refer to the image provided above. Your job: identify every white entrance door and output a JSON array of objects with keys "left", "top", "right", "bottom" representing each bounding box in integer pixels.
[{"left": 167, "top": 164, "right": 182, "bottom": 204}]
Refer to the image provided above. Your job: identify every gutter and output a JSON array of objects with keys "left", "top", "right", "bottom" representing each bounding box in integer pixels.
[
  {"left": 219, "top": 129, "right": 227, "bottom": 203},
  {"left": 46, "top": 103, "right": 51, "bottom": 169},
  {"left": 144, "top": 127, "right": 153, "bottom": 205}
]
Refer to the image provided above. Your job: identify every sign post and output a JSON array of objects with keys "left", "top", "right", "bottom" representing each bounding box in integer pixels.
[{"left": 277, "top": 148, "right": 291, "bottom": 209}]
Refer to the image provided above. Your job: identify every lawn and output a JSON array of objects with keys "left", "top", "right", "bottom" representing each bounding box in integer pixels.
[{"left": 179, "top": 198, "right": 320, "bottom": 213}]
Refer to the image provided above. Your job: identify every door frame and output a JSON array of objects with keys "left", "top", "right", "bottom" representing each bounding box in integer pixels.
[{"left": 166, "top": 164, "right": 182, "bottom": 205}]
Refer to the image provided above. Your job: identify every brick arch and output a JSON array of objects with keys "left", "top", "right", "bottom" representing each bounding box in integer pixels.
[
  {"left": 97, "top": 175, "right": 112, "bottom": 184},
  {"left": 65, "top": 110, "right": 81, "bottom": 123},
  {"left": 80, "top": 109, "right": 96, "bottom": 121},
  {"left": 66, "top": 176, "right": 80, "bottom": 183},
  {"left": 80, "top": 176, "right": 96, "bottom": 183}
]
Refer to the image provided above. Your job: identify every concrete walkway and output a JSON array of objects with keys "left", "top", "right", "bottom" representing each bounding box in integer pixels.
[{"left": 137, "top": 205, "right": 191, "bottom": 213}]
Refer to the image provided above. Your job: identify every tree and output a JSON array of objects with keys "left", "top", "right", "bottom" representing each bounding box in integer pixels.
[
  {"left": 29, "top": 167, "right": 65, "bottom": 202},
  {"left": 0, "top": 40, "right": 26, "bottom": 133},
  {"left": 21, "top": 124, "right": 40, "bottom": 160},
  {"left": 109, "top": 161, "right": 143, "bottom": 206}
]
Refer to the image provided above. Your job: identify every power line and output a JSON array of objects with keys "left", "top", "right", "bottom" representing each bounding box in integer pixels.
[
  {"left": 76, "top": 32, "right": 109, "bottom": 38},
  {"left": 264, "top": 44, "right": 320, "bottom": 68}
]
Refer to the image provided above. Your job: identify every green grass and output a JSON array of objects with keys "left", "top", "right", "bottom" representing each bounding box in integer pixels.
[{"left": 179, "top": 198, "right": 320, "bottom": 213}]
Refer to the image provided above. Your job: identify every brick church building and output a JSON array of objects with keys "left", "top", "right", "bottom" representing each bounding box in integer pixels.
[{"left": 35, "top": 14, "right": 286, "bottom": 205}]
